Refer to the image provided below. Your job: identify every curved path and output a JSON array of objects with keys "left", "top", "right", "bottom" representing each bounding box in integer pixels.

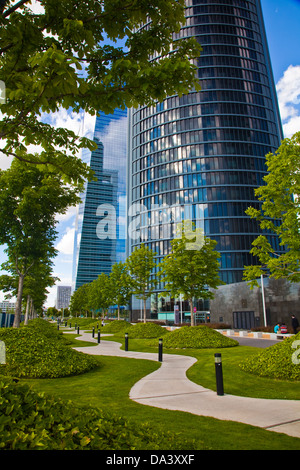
[{"left": 72, "top": 330, "right": 300, "bottom": 439}]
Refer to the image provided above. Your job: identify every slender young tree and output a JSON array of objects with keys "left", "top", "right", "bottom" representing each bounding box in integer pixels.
[
  {"left": 0, "top": 159, "right": 81, "bottom": 327},
  {"left": 243, "top": 132, "right": 300, "bottom": 287},
  {"left": 159, "top": 223, "right": 223, "bottom": 326},
  {"left": 126, "top": 244, "right": 157, "bottom": 323},
  {"left": 87, "top": 273, "right": 113, "bottom": 320},
  {"left": 69, "top": 283, "right": 91, "bottom": 317},
  {"left": 110, "top": 261, "right": 133, "bottom": 320}
]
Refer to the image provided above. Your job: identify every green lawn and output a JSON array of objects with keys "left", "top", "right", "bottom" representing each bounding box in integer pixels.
[{"left": 22, "top": 331, "right": 300, "bottom": 450}]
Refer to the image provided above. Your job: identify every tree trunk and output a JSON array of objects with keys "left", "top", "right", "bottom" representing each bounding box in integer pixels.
[
  {"left": 30, "top": 297, "right": 33, "bottom": 319},
  {"left": 189, "top": 299, "right": 194, "bottom": 327},
  {"left": 13, "top": 273, "right": 25, "bottom": 328},
  {"left": 143, "top": 298, "right": 146, "bottom": 323},
  {"left": 24, "top": 294, "right": 30, "bottom": 325},
  {"left": 117, "top": 305, "right": 120, "bottom": 320}
]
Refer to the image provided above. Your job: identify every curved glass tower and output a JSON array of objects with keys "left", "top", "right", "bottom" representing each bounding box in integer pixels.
[{"left": 127, "top": 0, "right": 284, "bottom": 319}]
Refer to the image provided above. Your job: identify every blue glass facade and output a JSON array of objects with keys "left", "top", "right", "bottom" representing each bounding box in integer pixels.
[
  {"left": 72, "top": 109, "right": 127, "bottom": 290},
  {"left": 127, "top": 0, "right": 284, "bottom": 318}
]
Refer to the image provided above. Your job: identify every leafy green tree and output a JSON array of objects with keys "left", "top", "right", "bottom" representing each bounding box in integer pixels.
[
  {"left": 0, "top": 159, "right": 81, "bottom": 327},
  {"left": 0, "top": 0, "right": 201, "bottom": 181},
  {"left": 159, "top": 223, "right": 223, "bottom": 326},
  {"left": 110, "top": 261, "right": 133, "bottom": 320},
  {"left": 69, "top": 283, "right": 90, "bottom": 317},
  {"left": 126, "top": 244, "right": 157, "bottom": 323},
  {"left": 47, "top": 306, "right": 58, "bottom": 318},
  {"left": 22, "top": 260, "right": 58, "bottom": 324},
  {"left": 243, "top": 132, "right": 300, "bottom": 287},
  {"left": 87, "top": 273, "right": 113, "bottom": 318},
  {"left": 0, "top": 257, "right": 58, "bottom": 324}
]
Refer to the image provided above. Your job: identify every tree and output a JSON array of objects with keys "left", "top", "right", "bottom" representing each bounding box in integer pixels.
[
  {"left": 0, "top": 159, "right": 81, "bottom": 327},
  {"left": 0, "top": 0, "right": 201, "bottom": 182},
  {"left": 87, "top": 273, "right": 113, "bottom": 319},
  {"left": 110, "top": 261, "right": 132, "bottom": 320},
  {"left": 0, "top": 257, "right": 58, "bottom": 324},
  {"left": 126, "top": 244, "right": 157, "bottom": 323},
  {"left": 47, "top": 306, "right": 58, "bottom": 318},
  {"left": 243, "top": 132, "right": 300, "bottom": 287},
  {"left": 159, "top": 223, "right": 223, "bottom": 326},
  {"left": 69, "top": 283, "right": 90, "bottom": 317},
  {"left": 22, "top": 260, "right": 58, "bottom": 324}
]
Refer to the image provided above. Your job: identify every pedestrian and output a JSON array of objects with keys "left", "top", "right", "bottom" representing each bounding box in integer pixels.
[
  {"left": 291, "top": 315, "right": 299, "bottom": 334},
  {"left": 274, "top": 323, "right": 281, "bottom": 334}
]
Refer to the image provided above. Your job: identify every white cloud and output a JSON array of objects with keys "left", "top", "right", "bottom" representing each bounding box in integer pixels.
[
  {"left": 55, "top": 227, "right": 75, "bottom": 255},
  {"left": 276, "top": 65, "right": 300, "bottom": 137},
  {"left": 56, "top": 205, "right": 78, "bottom": 224}
]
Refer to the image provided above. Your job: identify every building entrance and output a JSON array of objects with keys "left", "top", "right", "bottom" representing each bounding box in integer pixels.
[{"left": 233, "top": 311, "right": 258, "bottom": 330}]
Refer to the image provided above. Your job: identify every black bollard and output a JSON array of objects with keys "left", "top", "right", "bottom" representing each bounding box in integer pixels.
[
  {"left": 69, "top": 323, "right": 71, "bottom": 329},
  {"left": 214, "top": 353, "right": 224, "bottom": 396},
  {"left": 158, "top": 338, "right": 163, "bottom": 362},
  {"left": 77, "top": 326, "right": 80, "bottom": 334},
  {"left": 125, "top": 332, "right": 129, "bottom": 351},
  {"left": 97, "top": 329, "right": 100, "bottom": 344},
  {"left": 92, "top": 326, "right": 95, "bottom": 338}
]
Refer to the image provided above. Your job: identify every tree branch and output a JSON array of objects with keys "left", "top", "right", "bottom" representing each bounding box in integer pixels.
[{"left": 2, "top": 0, "right": 31, "bottom": 17}]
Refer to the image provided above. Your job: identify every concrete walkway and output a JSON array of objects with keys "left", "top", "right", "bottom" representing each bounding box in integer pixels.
[{"left": 72, "top": 330, "right": 300, "bottom": 440}]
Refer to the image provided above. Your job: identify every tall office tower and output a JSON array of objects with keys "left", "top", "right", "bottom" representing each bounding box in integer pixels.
[
  {"left": 72, "top": 109, "right": 127, "bottom": 290},
  {"left": 127, "top": 0, "right": 284, "bottom": 319},
  {"left": 56, "top": 286, "right": 72, "bottom": 310}
]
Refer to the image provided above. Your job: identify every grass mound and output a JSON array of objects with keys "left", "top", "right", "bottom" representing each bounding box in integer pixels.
[
  {"left": 0, "top": 377, "right": 198, "bottom": 450},
  {"left": 118, "top": 322, "right": 169, "bottom": 339},
  {"left": 102, "top": 320, "right": 133, "bottom": 334},
  {"left": 239, "top": 332, "right": 300, "bottom": 381},
  {"left": 0, "top": 320, "right": 98, "bottom": 379},
  {"left": 153, "top": 326, "right": 239, "bottom": 349}
]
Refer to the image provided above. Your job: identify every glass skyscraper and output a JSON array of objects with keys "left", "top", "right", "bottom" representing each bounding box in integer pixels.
[
  {"left": 72, "top": 109, "right": 127, "bottom": 290},
  {"left": 127, "top": 0, "right": 284, "bottom": 319}
]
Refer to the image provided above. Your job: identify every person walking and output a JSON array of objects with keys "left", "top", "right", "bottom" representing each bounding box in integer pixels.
[{"left": 291, "top": 315, "right": 299, "bottom": 334}]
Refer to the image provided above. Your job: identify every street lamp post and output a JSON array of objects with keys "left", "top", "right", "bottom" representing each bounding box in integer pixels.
[{"left": 214, "top": 353, "right": 224, "bottom": 396}]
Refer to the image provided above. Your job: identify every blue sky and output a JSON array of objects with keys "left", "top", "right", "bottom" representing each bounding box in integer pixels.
[{"left": 1, "top": 0, "right": 300, "bottom": 307}]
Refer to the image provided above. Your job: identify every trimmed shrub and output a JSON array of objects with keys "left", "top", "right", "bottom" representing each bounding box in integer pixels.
[
  {"left": 149, "top": 326, "right": 239, "bottom": 349},
  {"left": 0, "top": 321, "right": 98, "bottom": 378},
  {"left": 0, "top": 377, "right": 200, "bottom": 450},
  {"left": 101, "top": 320, "right": 133, "bottom": 334},
  {"left": 239, "top": 332, "right": 300, "bottom": 381},
  {"left": 118, "top": 322, "right": 169, "bottom": 339}
]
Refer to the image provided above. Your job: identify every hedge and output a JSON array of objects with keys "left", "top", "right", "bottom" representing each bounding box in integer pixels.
[
  {"left": 239, "top": 332, "right": 300, "bottom": 381},
  {"left": 149, "top": 325, "right": 239, "bottom": 349},
  {"left": 116, "top": 322, "right": 169, "bottom": 339},
  {"left": 0, "top": 319, "right": 98, "bottom": 379}
]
